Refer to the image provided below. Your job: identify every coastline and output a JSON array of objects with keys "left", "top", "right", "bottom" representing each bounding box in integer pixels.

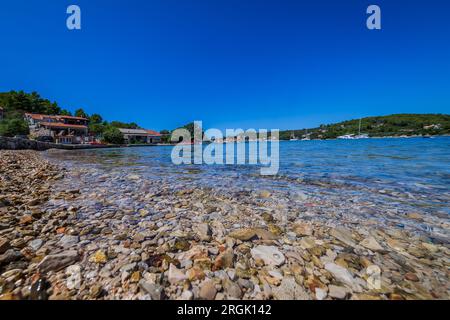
[
  {"left": 0, "top": 149, "right": 448, "bottom": 300},
  {"left": 1, "top": 133, "right": 450, "bottom": 153}
]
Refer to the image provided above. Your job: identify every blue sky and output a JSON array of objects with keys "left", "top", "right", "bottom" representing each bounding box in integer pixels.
[{"left": 0, "top": 0, "right": 449, "bottom": 131}]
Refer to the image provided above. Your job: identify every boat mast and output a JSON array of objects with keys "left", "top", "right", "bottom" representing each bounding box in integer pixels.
[{"left": 358, "top": 119, "right": 361, "bottom": 135}]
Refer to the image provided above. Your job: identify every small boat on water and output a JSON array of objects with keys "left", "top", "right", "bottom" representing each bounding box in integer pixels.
[
  {"left": 302, "top": 128, "right": 311, "bottom": 141},
  {"left": 338, "top": 119, "right": 369, "bottom": 139},
  {"left": 290, "top": 131, "right": 298, "bottom": 141},
  {"left": 337, "top": 134, "right": 356, "bottom": 140}
]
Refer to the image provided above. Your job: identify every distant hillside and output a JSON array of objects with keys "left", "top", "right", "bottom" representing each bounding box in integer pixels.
[{"left": 280, "top": 114, "right": 450, "bottom": 140}]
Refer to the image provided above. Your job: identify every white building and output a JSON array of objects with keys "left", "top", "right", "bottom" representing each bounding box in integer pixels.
[{"left": 119, "top": 128, "right": 162, "bottom": 144}]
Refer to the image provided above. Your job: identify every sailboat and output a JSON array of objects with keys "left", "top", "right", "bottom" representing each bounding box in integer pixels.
[
  {"left": 354, "top": 118, "right": 369, "bottom": 139},
  {"left": 302, "top": 128, "right": 311, "bottom": 141},
  {"left": 290, "top": 131, "right": 298, "bottom": 141},
  {"left": 338, "top": 118, "right": 369, "bottom": 139}
]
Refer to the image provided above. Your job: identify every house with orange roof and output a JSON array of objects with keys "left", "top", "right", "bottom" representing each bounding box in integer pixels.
[
  {"left": 145, "top": 129, "right": 162, "bottom": 144},
  {"left": 24, "top": 113, "right": 89, "bottom": 144}
]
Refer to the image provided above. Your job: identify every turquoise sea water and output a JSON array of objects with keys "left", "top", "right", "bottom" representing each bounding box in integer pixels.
[{"left": 47, "top": 137, "right": 450, "bottom": 217}]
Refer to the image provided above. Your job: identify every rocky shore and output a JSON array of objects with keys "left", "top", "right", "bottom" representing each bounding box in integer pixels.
[{"left": 0, "top": 150, "right": 448, "bottom": 300}]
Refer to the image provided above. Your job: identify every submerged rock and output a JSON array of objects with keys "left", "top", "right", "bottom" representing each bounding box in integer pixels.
[
  {"left": 58, "top": 235, "right": 79, "bottom": 248},
  {"left": 324, "top": 263, "right": 362, "bottom": 292},
  {"left": 258, "top": 190, "right": 271, "bottom": 199},
  {"left": 293, "top": 222, "right": 313, "bottom": 237},
  {"left": 38, "top": 251, "right": 79, "bottom": 273},
  {"left": 66, "top": 265, "right": 82, "bottom": 290},
  {"left": 29, "top": 239, "right": 44, "bottom": 251},
  {"left": 360, "top": 237, "right": 384, "bottom": 252},
  {"left": 0, "top": 238, "right": 10, "bottom": 254},
  {"left": 89, "top": 250, "right": 107, "bottom": 264},
  {"left": 29, "top": 276, "right": 49, "bottom": 300},
  {"left": 330, "top": 228, "right": 358, "bottom": 248}
]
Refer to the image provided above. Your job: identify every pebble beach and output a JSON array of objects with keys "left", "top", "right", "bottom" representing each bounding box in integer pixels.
[{"left": 0, "top": 147, "right": 449, "bottom": 300}]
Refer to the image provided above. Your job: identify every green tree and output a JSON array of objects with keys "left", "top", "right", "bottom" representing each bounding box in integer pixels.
[
  {"left": 4, "top": 91, "right": 62, "bottom": 115},
  {"left": 179, "top": 122, "right": 204, "bottom": 140},
  {"left": 102, "top": 126, "right": 124, "bottom": 144},
  {"left": 110, "top": 121, "right": 140, "bottom": 129},
  {"left": 159, "top": 130, "right": 171, "bottom": 143},
  {"left": 60, "top": 109, "right": 73, "bottom": 116},
  {"left": 47, "top": 101, "right": 61, "bottom": 115},
  {"left": 0, "top": 118, "right": 30, "bottom": 137},
  {"left": 89, "top": 123, "right": 106, "bottom": 136},
  {"left": 74, "top": 108, "right": 88, "bottom": 119},
  {"left": 90, "top": 113, "right": 103, "bottom": 124}
]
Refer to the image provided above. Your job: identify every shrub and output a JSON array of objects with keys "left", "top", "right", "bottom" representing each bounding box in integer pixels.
[
  {"left": 102, "top": 126, "right": 124, "bottom": 144},
  {"left": 0, "top": 118, "right": 30, "bottom": 137}
]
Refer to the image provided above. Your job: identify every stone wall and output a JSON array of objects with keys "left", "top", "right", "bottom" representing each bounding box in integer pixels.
[{"left": 0, "top": 136, "right": 117, "bottom": 151}]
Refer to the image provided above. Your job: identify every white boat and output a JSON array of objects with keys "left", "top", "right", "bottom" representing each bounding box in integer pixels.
[
  {"left": 338, "top": 119, "right": 369, "bottom": 139},
  {"left": 302, "top": 128, "right": 311, "bottom": 140},
  {"left": 337, "top": 134, "right": 356, "bottom": 140},
  {"left": 354, "top": 119, "right": 369, "bottom": 138},
  {"left": 290, "top": 131, "right": 298, "bottom": 141}
]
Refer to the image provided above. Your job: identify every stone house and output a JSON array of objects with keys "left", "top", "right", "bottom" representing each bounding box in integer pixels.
[{"left": 25, "top": 113, "right": 89, "bottom": 144}]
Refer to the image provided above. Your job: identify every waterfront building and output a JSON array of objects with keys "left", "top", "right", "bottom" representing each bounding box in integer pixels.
[
  {"left": 119, "top": 128, "right": 162, "bottom": 144},
  {"left": 24, "top": 113, "right": 89, "bottom": 144}
]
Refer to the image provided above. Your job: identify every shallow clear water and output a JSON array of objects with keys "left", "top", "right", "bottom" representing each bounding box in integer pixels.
[{"left": 46, "top": 137, "right": 450, "bottom": 216}]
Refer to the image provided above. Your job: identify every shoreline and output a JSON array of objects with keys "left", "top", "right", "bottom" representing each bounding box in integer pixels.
[
  {"left": 1, "top": 135, "right": 449, "bottom": 153},
  {"left": 0, "top": 150, "right": 448, "bottom": 300}
]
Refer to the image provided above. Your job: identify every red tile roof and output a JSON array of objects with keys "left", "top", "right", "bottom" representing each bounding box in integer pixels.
[
  {"left": 25, "top": 113, "right": 88, "bottom": 121},
  {"left": 57, "top": 115, "right": 89, "bottom": 121},
  {"left": 145, "top": 130, "right": 162, "bottom": 136},
  {"left": 40, "top": 122, "right": 88, "bottom": 130},
  {"left": 25, "top": 113, "right": 45, "bottom": 120}
]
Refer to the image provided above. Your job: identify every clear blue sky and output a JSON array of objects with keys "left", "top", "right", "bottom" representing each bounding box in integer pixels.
[{"left": 0, "top": 0, "right": 449, "bottom": 131}]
